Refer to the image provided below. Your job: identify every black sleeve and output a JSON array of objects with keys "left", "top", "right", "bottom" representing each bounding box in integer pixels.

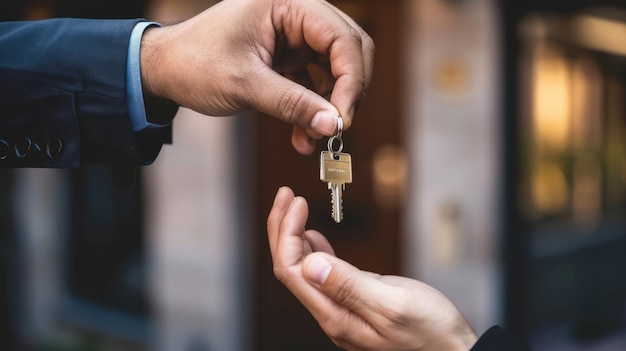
[{"left": 470, "top": 326, "right": 530, "bottom": 351}]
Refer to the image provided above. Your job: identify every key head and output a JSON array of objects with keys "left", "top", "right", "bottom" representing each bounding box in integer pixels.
[{"left": 320, "top": 151, "right": 353, "bottom": 184}]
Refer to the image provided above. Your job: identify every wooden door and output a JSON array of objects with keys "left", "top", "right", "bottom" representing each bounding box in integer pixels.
[{"left": 252, "top": 1, "right": 403, "bottom": 349}]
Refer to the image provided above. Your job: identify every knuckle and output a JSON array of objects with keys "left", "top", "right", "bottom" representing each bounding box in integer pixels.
[
  {"left": 362, "top": 30, "right": 375, "bottom": 51},
  {"left": 332, "top": 276, "right": 360, "bottom": 308},
  {"left": 266, "top": 215, "right": 273, "bottom": 231},
  {"left": 347, "top": 26, "right": 363, "bottom": 46},
  {"left": 380, "top": 293, "right": 414, "bottom": 330},
  {"left": 277, "top": 87, "right": 309, "bottom": 125},
  {"left": 331, "top": 336, "right": 349, "bottom": 350},
  {"left": 323, "top": 327, "right": 342, "bottom": 342},
  {"left": 272, "top": 266, "right": 288, "bottom": 283},
  {"left": 321, "top": 323, "right": 347, "bottom": 347},
  {"left": 383, "top": 308, "right": 413, "bottom": 330}
]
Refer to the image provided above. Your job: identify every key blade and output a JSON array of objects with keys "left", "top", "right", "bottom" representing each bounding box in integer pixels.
[{"left": 331, "top": 183, "right": 343, "bottom": 223}]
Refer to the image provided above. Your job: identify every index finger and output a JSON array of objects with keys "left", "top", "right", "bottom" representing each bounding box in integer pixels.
[
  {"left": 267, "top": 186, "right": 296, "bottom": 258},
  {"left": 326, "top": 2, "right": 375, "bottom": 120},
  {"left": 273, "top": 0, "right": 370, "bottom": 127}
]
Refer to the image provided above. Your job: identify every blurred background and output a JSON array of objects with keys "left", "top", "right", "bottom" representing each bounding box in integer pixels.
[{"left": 1, "top": 0, "right": 626, "bottom": 350}]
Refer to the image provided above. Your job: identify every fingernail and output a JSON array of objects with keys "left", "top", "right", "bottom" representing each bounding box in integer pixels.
[
  {"left": 306, "top": 256, "right": 332, "bottom": 285},
  {"left": 311, "top": 111, "right": 338, "bottom": 136}
]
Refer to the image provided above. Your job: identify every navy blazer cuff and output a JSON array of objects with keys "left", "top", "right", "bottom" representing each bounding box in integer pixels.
[
  {"left": 0, "top": 18, "right": 174, "bottom": 167},
  {"left": 470, "top": 326, "right": 530, "bottom": 351}
]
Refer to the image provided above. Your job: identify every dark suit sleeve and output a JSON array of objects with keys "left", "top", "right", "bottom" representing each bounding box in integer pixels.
[
  {"left": 0, "top": 18, "right": 173, "bottom": 168},
  {"left": 470, "top": 326, "right": 530, "bottom": 351}
]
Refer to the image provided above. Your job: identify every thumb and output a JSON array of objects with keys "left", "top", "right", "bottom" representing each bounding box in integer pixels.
[
  {"left": 250, "top": 67, "right": 340, "bottom": 136},
  {"left": 303, "top": 253, "right": 400, "bottom": 320}
]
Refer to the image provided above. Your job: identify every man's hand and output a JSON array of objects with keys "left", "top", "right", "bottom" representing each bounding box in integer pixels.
[
  {"left": 140, "top": 0, "right": 374, "bottom": 155},
  {"left": 267, "top": 187, "right": 479, "bottom": 351}
]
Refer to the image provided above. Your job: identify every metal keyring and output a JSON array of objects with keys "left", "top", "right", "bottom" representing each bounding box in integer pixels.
[
  {"left": 335, "top": 116, "right": 343, "bottom": 139},
  {"left": 327, "top": 135, "right": 344, "bottom": 154},
  {"left": 327, "top": 116, "right": 344, "bottom": 155}
]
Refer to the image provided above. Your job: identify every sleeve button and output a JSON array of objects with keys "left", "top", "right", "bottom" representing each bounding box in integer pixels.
[
  {"left": 0, "top": 139, "right": 8, "bottom": 160},
  {"left": 46, "top": 139, "right": 63, "bottom": 159},
  {"left": 15, "top": 137, "right": 32, "bottom": 158}
]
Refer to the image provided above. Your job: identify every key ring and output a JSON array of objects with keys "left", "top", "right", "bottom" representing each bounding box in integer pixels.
[
  {"left": 327, "top": 136, "right": 344, "bottom": 154},
  {"left": 335, "top": 116, "right": 343, "bottom": 139},
  {"left": 327, "top": 116, "right": 344, "bottom": 155}
]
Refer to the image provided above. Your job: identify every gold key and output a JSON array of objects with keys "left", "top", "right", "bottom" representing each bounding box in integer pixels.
[{"left": 320, "top": 118, "right": 352, "bottom": 223}]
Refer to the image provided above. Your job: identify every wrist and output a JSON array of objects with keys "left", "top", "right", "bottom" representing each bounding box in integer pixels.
[
  {"left": 436, "top": 323, "right": 478, "bottom": 351},
  {"left": 457, "top": 331, "right": 479, "bottom": 351},
  {"left": 140, "top": 26, "right": 170, "bottom": 101}
]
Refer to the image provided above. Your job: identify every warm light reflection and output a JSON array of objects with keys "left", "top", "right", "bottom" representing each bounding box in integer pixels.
[
  {"left": 434, "top": 201, "right": 461, "bottom": 267},
  {"left": 372, "top": 145, "right": 407, "bottom": 210},
  {"left": 572, "top": 153, "right": 601, "bottom": 226},
  {"left": 572, "top": 15, "right": 626, "bottom": 57},
  {"left": 605, "top": 77, "right": 626, "bottom": 207},
  {"left": 532, "top": 49, "right": 571, "bottom": 151},
  {"left": 532, "top": 161, "right": 569, "bottom": 215},
  {"left": 571, "top": 57, "right": 601, "bottom": 150},
  {"left": 522, "top": 12, "right": 626, "bottom": 223},
  {"left": 434, "top": 58, "right": 470, "bottom": 97}
]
